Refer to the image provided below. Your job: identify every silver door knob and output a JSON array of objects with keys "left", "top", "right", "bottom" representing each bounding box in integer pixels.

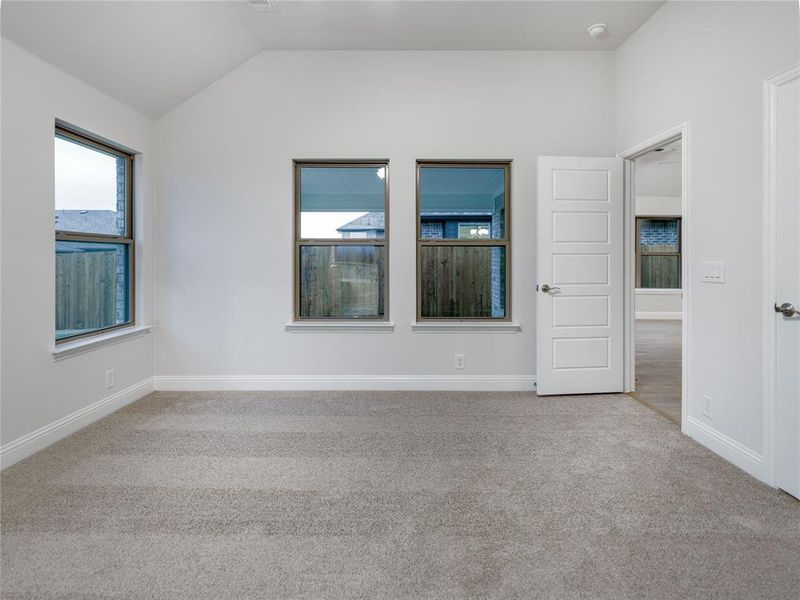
[
  {"left": 540, "top": 284, "right": 560, "bottom": 293},
  {"left": 775, "top": 302, "right": 797, "bottom": 317}
]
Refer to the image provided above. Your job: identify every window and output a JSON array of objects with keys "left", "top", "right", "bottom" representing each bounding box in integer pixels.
[
  {"left": 55, "top": 125, "right": 134, "bottom": 342},
  {"left": 417, "top": 161, "right": 510, "bottom": 320},
  {"left": 636, "top": 217, "right": 681, "bottom": 289},
  {"left": 294, "top": 161, "right": 388, "bottom": 319}
]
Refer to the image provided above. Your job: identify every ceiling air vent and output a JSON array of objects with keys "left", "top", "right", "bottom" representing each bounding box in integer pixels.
[{"left": 247, "top": 0, "right": 278, "bottom": 13}]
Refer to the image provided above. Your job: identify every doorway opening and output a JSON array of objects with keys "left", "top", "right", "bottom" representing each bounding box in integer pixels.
[{"left": 620, "top": 126, "right": 688, "bottom": 429}]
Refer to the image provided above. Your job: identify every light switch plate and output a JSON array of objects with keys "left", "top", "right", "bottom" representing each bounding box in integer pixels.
[{"left": 702, "top": 261, "right": 725, "bottom": 283}]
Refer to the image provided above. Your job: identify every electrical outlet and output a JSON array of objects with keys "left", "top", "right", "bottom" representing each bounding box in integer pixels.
[
  {"left": 105, "top": 369, "right": 115, "bottom": 389},
  {"left": 702, "top": 394, "right": 713, "bottom": 419},
  {"left": 454, "top": 354, "right": 465, "bottom": 370},
  {"left": 702, "top": 261, "right": 725, "bottom": 283}
]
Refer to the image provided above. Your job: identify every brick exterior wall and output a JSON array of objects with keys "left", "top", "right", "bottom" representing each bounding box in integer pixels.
[{"left": 640, "top": 219, "right": 679, "bottom": 247}]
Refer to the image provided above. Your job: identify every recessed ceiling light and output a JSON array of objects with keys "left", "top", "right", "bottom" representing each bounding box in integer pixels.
[
  {"left": 247, "top": 0, "right": 278, "bottom": 13},
  {"left": 586, "top": 23, "right": 608, "bottom": 40}
]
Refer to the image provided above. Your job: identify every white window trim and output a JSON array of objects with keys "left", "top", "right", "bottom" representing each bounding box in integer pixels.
[
  {"left": 635, "top": 288, "right": 683, "bottom": 295},
  {"left": 52, "top": 325, "right": 153, "bottom": 361},
  {"left": 285, "top": 321, "right": 395, "bottom": 333},
  {"left": 412, "top": 322, "right": 521, "bottom": 333}
]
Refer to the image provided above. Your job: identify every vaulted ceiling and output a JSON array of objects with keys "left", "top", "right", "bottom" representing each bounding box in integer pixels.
[{"left": 1, "top": 1, "right": 664, "bottom": 118}]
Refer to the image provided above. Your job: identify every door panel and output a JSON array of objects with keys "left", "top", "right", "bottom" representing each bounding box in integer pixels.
[
  {"left": 552, "top": 254, "right": 610, "bottom": 285},
  {"left": 553, "top": 169, "right": 610, "bottom": 201},
  {"left": 774, "top": 72, "right": 800, "bottom": 499},
  {"left": 553, "top": 296, "right": 609, "bottom": 328},
  {"left": 537, "top": 157, "right": 624, "bottom": 395},
  {"left": 553, "top": 338, "right": 610, "bottom": 370},
  {"left": 553, "top": 212, "right": 610, "bottom": 243}
]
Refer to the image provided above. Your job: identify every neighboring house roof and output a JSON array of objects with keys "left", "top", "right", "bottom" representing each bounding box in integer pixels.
[
  {"left": 55, "top": 210, "right": 119, "bottom": 235},
  {"left": 337, "top": 212, "right": 385, "bottom": 232}
]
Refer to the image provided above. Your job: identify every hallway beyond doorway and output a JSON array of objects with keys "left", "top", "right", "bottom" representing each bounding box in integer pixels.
[{"left": 631, "top": 319, "right": 682, "bottom": 423}]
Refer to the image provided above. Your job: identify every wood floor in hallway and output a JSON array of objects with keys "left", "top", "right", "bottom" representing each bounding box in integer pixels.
[{"left": 631, "top": 319, "right": 682, "bottom": 424}]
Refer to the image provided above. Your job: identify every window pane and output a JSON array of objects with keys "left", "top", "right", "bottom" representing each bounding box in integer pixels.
[
  {"left": 640, "top": 255, "right": 681, "bottom": 289},
  {"left": 56, "top": 241, "right": 130, "bottom": 339},
  {"left": 299, "top": 245, "right": 384, "bottom": 318},
  {"left": 420, "top": 246, "right": 506, "bottom": 318},
  {"left": 55, "top": 135, "right": 127, "bottom": 236},
  {"left": 638, "top": 218, "right": 679, "bottom": 254},
  {"left": 419, "top": 167, "right": 505, "bottom": 240},
  {"left": 299, "top": 166, "right": 386, "bottom": 239},
  {"left": 638, "top": 218, "right": 680, "bottom": 289}
]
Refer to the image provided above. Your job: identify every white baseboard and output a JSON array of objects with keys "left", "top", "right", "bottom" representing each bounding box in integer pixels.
[
  {"left": 686, "top": 416, "right": 767, "bottom": 484},
  {"left": 635, "top": 311, "right": 683, "bottom": 320},
  {"left": 153, "top": 375, "right": 536, "bottom": 392},
  {"left": 0, "top": 377, "right": 154, "bottom": 470}
]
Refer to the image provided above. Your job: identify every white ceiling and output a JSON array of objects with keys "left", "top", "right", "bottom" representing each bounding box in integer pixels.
[
  {"left": 1, "top": 1, "right": 665, "bottom": 118},
  {"left": 1, "top": 1, "right": 262, "bottom": 119}
]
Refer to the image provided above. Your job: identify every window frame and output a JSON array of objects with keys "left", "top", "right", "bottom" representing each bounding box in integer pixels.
[
  {"left": 293, "top": 159, "right": 390, "bottom": 321},
  {"left": 415, "top": 160, "right": 512, "bottom": 322},
  {"left": 54, "top": 124, "right": 135, "bottom": 343},
  {"left": 635, "top": 216, "right": 682, "bottom": 289}
]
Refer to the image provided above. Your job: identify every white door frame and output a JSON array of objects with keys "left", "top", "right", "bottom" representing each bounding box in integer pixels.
[
  {"left": 618, "top": 122, "right": 690, "bottom": 434},
  {"left": 762, "top": 64, "right": 800, "bottom": 487}
]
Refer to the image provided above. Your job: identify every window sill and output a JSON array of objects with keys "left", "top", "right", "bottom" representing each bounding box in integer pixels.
[
  {"left": 412, "top": 322, "right": 522, "bottom": 333},
  {"left": 52, "top": 325, "right": 153, "bottom": 361},
  {"left": 285, "top": 321, "right": 395, "bottom": 333},
  {"left": 635, "top": 288, "right": 683, "bottom": 295}
]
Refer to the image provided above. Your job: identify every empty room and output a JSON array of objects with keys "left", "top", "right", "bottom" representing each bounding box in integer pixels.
[{"left": 1, "top": 1, "right": 798, "bottom": 598}]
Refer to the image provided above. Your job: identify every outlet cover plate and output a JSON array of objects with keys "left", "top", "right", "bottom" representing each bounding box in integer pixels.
[{"left": 702, "top": 394, "right": 713, "bottom": 419}]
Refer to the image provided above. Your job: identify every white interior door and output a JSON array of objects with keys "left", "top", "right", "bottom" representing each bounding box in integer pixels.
[
  {"left": 536, "top": 156, "right": 624, "bottom": 395},
  {"left": 774, "top": 69, "right": 800, "bottom": 499}
]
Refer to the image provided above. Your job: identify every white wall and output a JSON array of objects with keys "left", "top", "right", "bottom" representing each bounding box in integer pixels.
[
  {"left": 635, "top": 289, "right": 682, "bottom": 318},
  {"left": 616, "top": 0, "right": 799, "bottom": 482},
  {"left": 635, "top": 195, "right": 681, "bottom": 217},
  {"left": 0, "top": 40, "right": 156, "bottom": 467},
  {"left": 155, "top": 51, "right": 615, "bottom": 387}
]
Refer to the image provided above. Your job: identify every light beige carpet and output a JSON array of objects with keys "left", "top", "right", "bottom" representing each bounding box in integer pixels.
[{"left": 1, "top": 391, "right": 798, "bottom": 599}]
